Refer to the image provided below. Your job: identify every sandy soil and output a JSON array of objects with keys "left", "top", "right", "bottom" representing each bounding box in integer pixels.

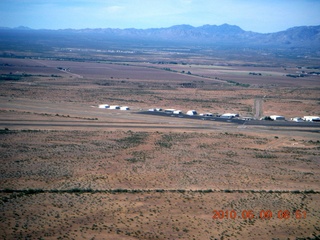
[{"left": 0, "top": 57, "right": 319, "bottom": 239}]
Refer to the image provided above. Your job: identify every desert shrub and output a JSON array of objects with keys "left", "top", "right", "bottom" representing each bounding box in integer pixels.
[
  {"left": 304, "top": 189, "right": 316, "bottom": 194},
  {"left": 25, "top": 189, "right": 45, "bottom": 194},
  {"left": 126, "top": 158, "right": 139, "bottom": 163},
  {"left": 68, "top": 188, "right": 94, "bottom": 193},
  {"left": 291, "top": 190, "right": 301, "bottom": 194},
  {"left": 116, "top": 132, "right": 148, "bottom": 148},
  {"left": 227, "top": 80, "right": 250, "bottom": 87},
  {"left": 202, "top": 189, "right": 213, "bottom": 193},
  {"left": 155, "top": 134, "right": 174, "bottom": 148},
  {"left": 0, "top": 128, "right": 14, "bottom": 134},
  {"left": 254, "top": 153, "right": 278, "bottom": 159},
  {"left": 183, "top": 160, "right": 202, "bottom": 165},
  {"left": 155, "top": 140, "right": 172, "bottom": 148},
  {"left": 225, "top": 151, "right": 238, "bottom": 157}
]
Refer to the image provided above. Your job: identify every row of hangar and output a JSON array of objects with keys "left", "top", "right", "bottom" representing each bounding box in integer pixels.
[
  {"left": 262, "top": 115, "right": 320, "bottom": 122},
  {"left": 98, "top": 104, "right": 319, "bottom": 122},
  {"left": 98, "top": 104, "right": 129, "bottom": 111},
  {"left": 148, "top": 108, "right": 239, "bottom": 118},
  {"left": 99, "top": 104, "right": 239, "bottom": 118},
  {"left": 148, "top": 109, "right": 320, "bottom": 122}
]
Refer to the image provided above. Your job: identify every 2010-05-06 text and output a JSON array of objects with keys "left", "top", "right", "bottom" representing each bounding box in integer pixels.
[{"left": 212, "top": 210, "right": 307, "bottom": 220}]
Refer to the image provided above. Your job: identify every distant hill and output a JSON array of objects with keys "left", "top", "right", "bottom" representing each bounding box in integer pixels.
[
  {"left": 0, "top": 24, "right": 320, "bottom": 50},
  {"left": 263, "top": 26, "right": 320, "bottom": 45},
  {"left": 60, "top": 24, "right": 320, "bottom": 46}
]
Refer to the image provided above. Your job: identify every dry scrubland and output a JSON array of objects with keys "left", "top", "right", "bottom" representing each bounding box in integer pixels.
[
  {"left": 0, "top": 57, "right": 319, "bottom": 117},
  {"left": 1, "top": 130, "right": 320, "bottom": 191},
  {"left": 1, "top": 191, "right": 320, "bottom": 239},
  {"left": 1, "top": 130, "right": 320, "bottom": 239},
  {"left": 0, "top": 54, "right": 320, "bottom": 239}
]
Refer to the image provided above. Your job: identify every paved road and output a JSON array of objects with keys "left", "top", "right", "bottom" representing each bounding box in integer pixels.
[
  {"left": 1, "top": 120, "right": 319, "bottom": 133},
  {"left": 0, "top": 122, "right": 217, "bottom": 130}
]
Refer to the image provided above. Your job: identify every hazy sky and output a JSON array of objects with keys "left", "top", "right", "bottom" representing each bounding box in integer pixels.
[{"left": 1, "top": 0, "right": 320, "bottom": 33}]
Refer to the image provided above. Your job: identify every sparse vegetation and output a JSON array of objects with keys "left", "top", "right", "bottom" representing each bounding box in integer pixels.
[{"left": 0, "top": 42, "right": 319, "bottom": 239}]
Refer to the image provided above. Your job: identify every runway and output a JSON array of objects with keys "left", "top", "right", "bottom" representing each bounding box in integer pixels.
[{"left": 137, "top": 111, "right": 320, "bottom": 128}]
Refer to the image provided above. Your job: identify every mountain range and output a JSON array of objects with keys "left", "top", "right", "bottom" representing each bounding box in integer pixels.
[{"left": 1, "top": 24, "right": 320, "bottom": 49}]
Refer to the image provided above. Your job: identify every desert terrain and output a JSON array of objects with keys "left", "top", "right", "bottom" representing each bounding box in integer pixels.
[{"left": 0, "top": 46, "right": 320, "bottom": 240}]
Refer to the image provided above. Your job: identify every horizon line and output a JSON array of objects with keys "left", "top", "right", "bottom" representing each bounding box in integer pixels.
[{"left": 1, "top": 23, "right": 319, "bottom": 34}]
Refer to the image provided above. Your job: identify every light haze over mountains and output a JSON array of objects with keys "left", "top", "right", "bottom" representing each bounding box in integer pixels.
[
  {"left": 1, "top": 0, "right": 320, "bottom": 33},
  {"left": 1, "top": 24, "right": 319, "bottom": 49}
]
